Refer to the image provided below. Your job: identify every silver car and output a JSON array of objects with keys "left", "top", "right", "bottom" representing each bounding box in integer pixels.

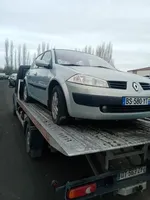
[{"left": 24, "top": 49, "right": 150, "bottom": 124}]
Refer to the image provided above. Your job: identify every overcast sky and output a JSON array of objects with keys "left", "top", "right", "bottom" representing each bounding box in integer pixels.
[{"left": 0, "top": 0, "right": 150, "bottom": 71}]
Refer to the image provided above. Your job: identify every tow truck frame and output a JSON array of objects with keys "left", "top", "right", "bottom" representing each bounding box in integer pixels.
[{"left": 13, "top": 79, "right": 150, "bottom": 200}]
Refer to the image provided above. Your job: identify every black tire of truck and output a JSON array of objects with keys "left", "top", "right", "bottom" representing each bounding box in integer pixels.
[
  {"left": 50, "top": 85, "right": 69, "bottom": 125},
  {"left": 24, "top": 120, "right": 44, "bottom": 158}
]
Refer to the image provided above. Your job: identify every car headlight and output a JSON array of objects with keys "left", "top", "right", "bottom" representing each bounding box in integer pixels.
[{"left": 67, "top": 74, "right": 109, "bottom": 88}]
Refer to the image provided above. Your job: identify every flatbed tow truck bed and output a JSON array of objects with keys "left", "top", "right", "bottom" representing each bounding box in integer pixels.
[
  {"left": 12, "top": 79, "right": 150, "bottom": 200},
  {"left": 17, "top": 98, "right": 150, "bottom": 156}
]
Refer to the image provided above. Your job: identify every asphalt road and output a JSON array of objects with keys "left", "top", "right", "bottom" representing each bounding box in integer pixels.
[{"left": 0, "top": 80, "right": 150, "bottom": 200}]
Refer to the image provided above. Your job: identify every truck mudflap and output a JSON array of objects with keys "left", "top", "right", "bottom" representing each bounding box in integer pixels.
[{"left": 54, "top": 166, "right": 150, "bottom": 200}]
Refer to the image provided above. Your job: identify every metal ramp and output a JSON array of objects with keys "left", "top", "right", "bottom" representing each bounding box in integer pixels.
[{"left": 17, "top": 98, "right": 150, "bottom": 156}]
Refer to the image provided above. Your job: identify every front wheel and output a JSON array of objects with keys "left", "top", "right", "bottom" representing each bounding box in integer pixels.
[{"left": 50, "top": 86, "right": 69, "bottom": 125}]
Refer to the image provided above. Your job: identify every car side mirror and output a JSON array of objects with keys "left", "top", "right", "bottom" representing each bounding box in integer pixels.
[{"left": 35, "top": 60, "right": 52, "bottom": 69}]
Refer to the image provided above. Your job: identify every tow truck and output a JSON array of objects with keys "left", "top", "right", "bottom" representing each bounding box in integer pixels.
[{"left": 12, "top": 65, "right": 150, "bottom": 200}]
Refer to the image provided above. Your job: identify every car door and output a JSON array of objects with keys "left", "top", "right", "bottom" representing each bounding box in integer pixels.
[
  {"left": 26, "top": 54, "right": 43, "bottom": 99},
  {"left": 35, "top": 51, "right": 53, "bottom": 105}
]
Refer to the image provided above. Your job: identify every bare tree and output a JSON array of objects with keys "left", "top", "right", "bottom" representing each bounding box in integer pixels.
[
  {"left": 96, "top": 43, "right": 105, "bottom": 58},
  {"left": 46, "top": 43, "right": 50, "bottom": 50},
  {"left": 84, "top": 45, "right": 88, "bottom": 53},
  {"left": 27, "top": 52, "right": 31, "bottom": 65},
  {"left": 33, "top": 53, "right": 36, "bottom": 62},
  {"left": 87, "top": 46, "right": 92, "bottom": 54},
  {"left": 42, "top": 42, "right": 46, "bottom": 52},
  {"left": 95, "top": 42, "right": 113, "bottom": 64},
  {"left": 104, "top": 42, "right": 113, "bottom": 63},
  {"left": 37, "top": 44, "right": 41, "bottom": 56},
  {"left": 14, "top": 49, "right": 17, "bottom": 70},
  {"left": 10, "top": 41, "right": 14, "bottom": 68},
  {"left": 18, "top": 45, "right": 21, "bottom": 67},
  {"left": 83, "top": 42, "right": 114, "bottom": 64},
  {"left": 5, "top": 39, "right": 9, "bottom": 67},
  {"left": 22, "top": 43, "right": 27, "bottom": 65}
]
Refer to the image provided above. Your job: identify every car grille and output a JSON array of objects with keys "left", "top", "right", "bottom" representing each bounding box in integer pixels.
[
  {"left": 140, "top": 82, "right": 150, "bottom": 90},
  {"left": 100, "top": 105, "right": 150, "bottom": 113},
  {"left": 108, "top": 81, "right": 127, "bottom": 90}
]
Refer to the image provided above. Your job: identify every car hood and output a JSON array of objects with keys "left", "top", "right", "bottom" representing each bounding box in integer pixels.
[{"left": 71, "top": 66, "right": 150, "bottom": 83}]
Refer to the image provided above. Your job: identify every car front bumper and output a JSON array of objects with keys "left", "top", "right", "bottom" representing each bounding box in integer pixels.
[{"left": 65, "top": 82, "right": 150, "bottom": 120}]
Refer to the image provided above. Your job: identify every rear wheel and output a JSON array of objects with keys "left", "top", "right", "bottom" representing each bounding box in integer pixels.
[
  {"left": 50, "top": 86, "right": 69, "bottom": 125},
  {"left": 25, "top": 121, "right": 44, "bottom": 158}
]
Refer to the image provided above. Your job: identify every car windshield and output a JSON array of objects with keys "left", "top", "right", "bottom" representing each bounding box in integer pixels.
[{"left": 55, "top": 49, "right": 115, "bottom": 70}]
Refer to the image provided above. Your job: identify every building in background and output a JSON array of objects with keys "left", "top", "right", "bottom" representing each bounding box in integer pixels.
[{"left": 128, "top": 67, "right": 150, "bottom": 77}]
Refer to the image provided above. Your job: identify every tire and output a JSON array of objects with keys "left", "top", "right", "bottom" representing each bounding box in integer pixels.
[
  {"left": 50, "top": 85, "right": 69, "bottom": 125},
  {"left": 25, "top": 122, "right": 44, "bottom": 158},
  {"left": 23, "top": 82, "right": 31, "bottom": 102}
]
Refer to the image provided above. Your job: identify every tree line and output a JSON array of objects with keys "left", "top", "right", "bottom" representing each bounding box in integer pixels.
[
  {"left": 77, "top": 42, "right": 114, "bottom": 66},
  {"left": 3, "top": 39, "right": 114, "bottom": 75},
  {"left": 3, "top": 39, "right": 51, "bottom": 74}
]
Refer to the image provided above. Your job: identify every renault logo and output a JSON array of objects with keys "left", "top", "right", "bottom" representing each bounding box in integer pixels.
[{"left": 132, "top": 82, "right": 139, "bottom": 91}]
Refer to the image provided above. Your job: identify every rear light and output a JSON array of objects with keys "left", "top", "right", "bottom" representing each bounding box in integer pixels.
[{"left": 67, "top": 183, "right": 96, "bottom": 199}]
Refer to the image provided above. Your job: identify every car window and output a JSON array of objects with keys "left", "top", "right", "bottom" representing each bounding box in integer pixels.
[
  {"left": 31, "top": 54, "right": 43, "bottom": 69},
  {"left": 55, "top": 49, "right": 115, "bottom": 70},
  {"left": 42, "top": 51, "right": 52, "bottom": 63}
]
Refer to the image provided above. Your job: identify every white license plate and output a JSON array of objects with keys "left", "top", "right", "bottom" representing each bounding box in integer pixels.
[
  {"left": 117, "top": 166, "right": 146, "bottom": 181},
  {"left": 122, "top": 97, "right": 150, "bottom": 106}
]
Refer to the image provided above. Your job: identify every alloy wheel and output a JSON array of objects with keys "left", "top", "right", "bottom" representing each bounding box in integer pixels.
[{"left": 51, "top": 92, "right": 58, "bottom": 120}]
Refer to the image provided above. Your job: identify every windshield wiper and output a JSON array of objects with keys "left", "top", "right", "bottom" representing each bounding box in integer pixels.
[
  {"left": 61, "top": 64, "right": 82, "bottom": 66},
  {"left": 92, "top": 66, "right": 110, "bottom": 69}
]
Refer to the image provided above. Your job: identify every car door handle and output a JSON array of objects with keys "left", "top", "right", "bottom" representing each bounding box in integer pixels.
[{"left": 34, "top": 72, "right": 37, "bottom": 76}]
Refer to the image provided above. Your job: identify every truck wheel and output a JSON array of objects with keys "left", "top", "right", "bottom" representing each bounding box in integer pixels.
[
  {"left": 23, "top": 83, "right": 30, "bottom": 102},
  {"left": 25, "top": 122, "right": 44, "bottom": 158},
  {"left": 51, "top": 86, "right": 69, "bottom": 125}
]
